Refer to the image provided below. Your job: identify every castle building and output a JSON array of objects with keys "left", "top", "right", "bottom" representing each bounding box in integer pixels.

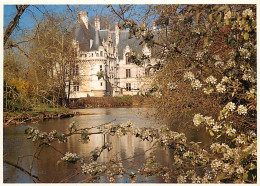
[{"left": 68, "top": 11, "right": 156, "bottom": 98}]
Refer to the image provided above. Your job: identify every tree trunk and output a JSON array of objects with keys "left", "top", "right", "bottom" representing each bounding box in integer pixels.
[{"left": 67, "top": 80, "right": 71, "bottom": 107}]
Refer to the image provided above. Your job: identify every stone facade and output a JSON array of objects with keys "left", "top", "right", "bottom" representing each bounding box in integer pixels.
[{"left": 68, "top": 11, "right": 156, "bottom": 98}]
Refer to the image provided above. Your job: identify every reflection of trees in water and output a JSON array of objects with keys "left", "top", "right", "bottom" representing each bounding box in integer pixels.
[{"left": 4, "top": 108, "right": 171, "bottom": 183}]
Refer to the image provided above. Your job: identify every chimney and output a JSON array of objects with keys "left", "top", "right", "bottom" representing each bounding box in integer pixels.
[
  {"left": 115, "top": 22, "right": 120, "bottom": 46},
  {"left": 95, "top": 17, "right": 100, "bottom": 30},
  {"left": 152, "top": 21, "right": 157, "bottom": 30},
  {"left": 77, "top": 11, "right": 88, "bottom": 29}
]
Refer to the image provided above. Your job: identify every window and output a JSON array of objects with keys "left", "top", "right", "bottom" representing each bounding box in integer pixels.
[
  {"left": 100, "top": 65, "right": 102, "bottom": 71},
  {"left": 73, "top": 65, "right": 79, "bottom": 75},
  {"left": 100, "top": 82, "right": 103, "bottom": 86},
  {"left": 96, "top": 53, "right": 99, "bottom": 57},
  {"left": 100, "top": 51, "right": 103, "bottom": 56},
  {"left": 126, "top": 83, "right": 131, "bottom": 91},
  {"left": 145, "top": 69, "right": 150, "bottom": 76},
  {"left": 92, "top": 53, "right": 94, "bottom": 57},
  {"left": 73, "top": 82, "right": 79, "bottom": 92},
  {"left": 126, "top": 69, "right": 131, "bottom": 78},
  {"left": 125, "top": 53, "right": 129, "bottom": 64}
]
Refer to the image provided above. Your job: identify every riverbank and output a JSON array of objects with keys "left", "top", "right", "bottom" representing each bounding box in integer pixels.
[
  {"left": 3, "top": 96, "right": 154, "bottom": 126},
  {"left": 3, "top": 105, "right": 75, "bottom": 126},
  {"left": 69, "top": 96, "right": 153, "bottom": 108}
]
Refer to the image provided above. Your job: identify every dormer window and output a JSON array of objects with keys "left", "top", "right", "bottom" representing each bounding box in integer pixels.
[
  {"left": 100, "top": 51, "right": 103, "bottom": 57},
  {"left": 125, "top": 53, "right": 129, "bottom": 64},
  {"left": 96, "top": 53, "right": 99, "bottom": 57}
]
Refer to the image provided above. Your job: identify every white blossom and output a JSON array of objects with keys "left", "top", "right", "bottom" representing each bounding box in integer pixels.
[
  {"left": 223, "top": 163, "right": 234, "bottom": 174},
  {"left": 61, "top": 152, "right": 80, "bottom": 162},
  {"left": 212, "top": 123, "right": 222, "bottom": 132},
  {"left": 237, "top": 105, "right": 247, "bottom": 115},
  {"left": 214, "top": 61, "right": 224, "bottom": 67},
  {"left": 242, "top": 8, "right": 254, "bottom": 18},
  {"left": 247, "top": 88, "right": 256, "bottom": 95},
  {"left": 191, "top": 79, "right": 202, "bottom": 90},
  {"left": 213, "top": 55, "right": 221, "bottom": 61},
  {"left": 193, "top": 114, "right": 204, "bottom": 126},
  {"left": 242, "top": 72, "right": 256, "bottom": 83},
  {"left": 239, "top": 48, "right": 251, "bottom": 59},
  {"left": 224, "top": 11, "right": 232, "bottom": 20},
  {"left": 177, "top": 175, "right": 187, "bottom": 183},
  {"left": 184, "top": 71, "right": 195, "bottom": 81},
  {"left": 202, "top": 173, "right": 211, "bottom": 183},
  {"left": 226, "top": 127, "right": 236, "bottom": 136},
  {"left": 226, "top": 59, "right": 236, "bottom": 68},
  {"left": 167, "top": 82, "right": 177, "bottom": 91},
  {"left": 196, "top": 51, "right": 204, "bottom": 60},
  {"left": 216, "top": 83, "right": 226, "bottom": 93},
  {"left": 225, "top": 102, "right": 236, "bottom": 112},
  {"left": 236, "top": 165, "right": 245, "bottom": 174},
  {"left": 221, "top": 76, "right": 230, "bottom": 84},
  {"left": 203, "top": 87, "right": 214, "bottom": 95},
  {"left": 210, "top": 143, "right": 221, "bottom": 152},
  {"left": 211, "top": 159, "right": 222, "bottom": 170},
  {"left": 236, "top": 135, "right": 246, "bottom": 144},
  {"left": 205, "top": 76, "right": 217, "bottom": 85},
  {"left": 204, "top": 116, "right": 215, "bottom": 126}
]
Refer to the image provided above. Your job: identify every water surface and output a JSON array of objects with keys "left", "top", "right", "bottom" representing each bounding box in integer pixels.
[{"left": 4, "top": 108, "right": 170, "bottom": 183}]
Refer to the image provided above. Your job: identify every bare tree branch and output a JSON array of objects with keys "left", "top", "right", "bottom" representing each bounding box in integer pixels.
[
  {"left": 3, "top": 160, "right": 40, "bottom": 183},
  {"left": 4, "top": 5, "right": 29, "bottom": 45}
]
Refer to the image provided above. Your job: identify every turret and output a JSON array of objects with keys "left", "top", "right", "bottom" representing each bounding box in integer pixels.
[
  {"left": 115, "top": 22, "right": 120, "bottom": 46},
  {"left": 95, "top": 17, "right": 100, "bottom": 30},
  {"left": 77, "top": 11, "right": 88, "bottom": 29}
]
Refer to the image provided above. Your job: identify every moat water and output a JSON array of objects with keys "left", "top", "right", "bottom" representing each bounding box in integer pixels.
[{"left": 3, "top": 108, "right": 173, "bottom": 183}]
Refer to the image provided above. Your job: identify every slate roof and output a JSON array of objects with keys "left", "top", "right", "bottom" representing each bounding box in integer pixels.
[
  {"left": 73, "top": 20, "right": 144, "bottom": 59},
  {"left": 91, "top": 30, "right": 102, "bottom": 50},
  {"left": 74, "top": 20, "right": 95, "bottom": 51}
]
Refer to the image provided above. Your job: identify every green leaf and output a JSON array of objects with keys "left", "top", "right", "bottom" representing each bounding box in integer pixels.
[
  {"left": 187, "top": 7, "right": 192, "bottom": 12},
  {"left": 217, "top": 14, "right": 222, "bottom": 23},
  {"left": 225, "top": 19, "right": 229, "bottom": 25},
  {"left": 252, "top": 21, "right": 256, "bottom": 27},
  {"left": 243, "top": 173, "right": 248, "bottom": 180},
  {"left": 196, "top": 12, "right": 201, "bottom": 22},
  {"left": 57, "top": 160, "right": 61, "bottom": 165},
  {"left": 218, "top": 6, "right": 228, "bottom": 12},
  {"left": 209, "top": 129, "right": 214, "bottom": 136},
  {"left": 242, "top": 18, "right": 246, "bottom": 25},
  {"left": 212, "top": 5, "right": 219, "bottom": 10},
  {"left": 244, "top": 32, "right": 249, "bottom": 40},
  {"left": 209, "top": 14, "right": 213, "bottom": 22}
]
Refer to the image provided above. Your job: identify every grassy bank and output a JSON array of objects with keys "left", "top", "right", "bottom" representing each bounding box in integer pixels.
[
  {"left": 69, "top": 96, "right": 153, "bottom": 108},
  {"left": 3, "top": 104, "right": 72, "bottom": 126}
]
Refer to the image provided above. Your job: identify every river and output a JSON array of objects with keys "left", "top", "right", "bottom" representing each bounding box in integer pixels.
[{"left": 3, "top": 107, "right": 174, "bottom": 183}]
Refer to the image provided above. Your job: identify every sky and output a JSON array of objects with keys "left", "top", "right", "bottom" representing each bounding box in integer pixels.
[{"left": 4, "top": 5, "right": 108, "bottom": 30}]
